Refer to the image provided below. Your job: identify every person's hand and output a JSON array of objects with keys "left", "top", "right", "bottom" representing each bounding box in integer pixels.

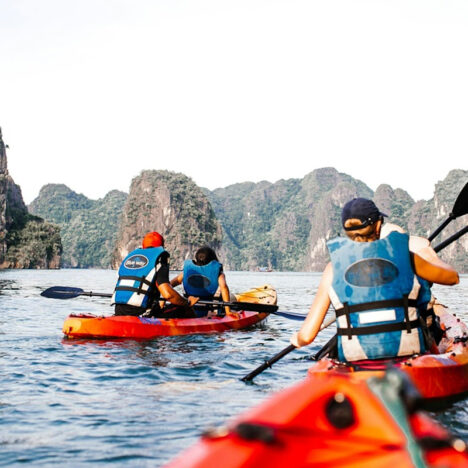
[
  {"left": 290, "top": 332, "right": 301, "bottom": 348},
  {"left": 187, "top": 296, "right": 199, "bottom": 307}
]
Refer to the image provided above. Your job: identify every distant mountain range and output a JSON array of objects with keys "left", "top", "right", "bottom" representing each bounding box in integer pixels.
[{"left": 28, "top": 167, "right": 468, "bottom": 272}]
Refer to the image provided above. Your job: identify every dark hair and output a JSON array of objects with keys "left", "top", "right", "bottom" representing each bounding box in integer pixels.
[{"left": 194, "top": 246, "right": 218, "bottom": 266}]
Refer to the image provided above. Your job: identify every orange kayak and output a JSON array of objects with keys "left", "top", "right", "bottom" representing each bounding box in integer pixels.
[
  {"left": 62, "top": 285, "right": 275, "bottom": 339},
  {"left": 62, "top": 310, "right": 268, "bottom": 339},
  {"left": 308, "top": 303, "right": 468, "bottom": 405},
  {"left": 166, "top": 370, "right": 468, "bottom": 468}
]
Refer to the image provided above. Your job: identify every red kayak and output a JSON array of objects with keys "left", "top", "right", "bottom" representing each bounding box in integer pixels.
[
  {"left": 166, "top": 370, "right": 468, "bottom": 468},
  {"left": 308, "top": 303, "right": 468, "bottom": 405},
  {"left": 62, "top": 285, "right": 275, "bottom": 339},
  {"left": 62, "top": 310, "right": 268, "bottom": 339}
]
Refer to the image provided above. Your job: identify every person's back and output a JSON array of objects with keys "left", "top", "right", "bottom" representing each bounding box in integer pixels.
[
  {"left": 328, "top": 230, "right": 425, "bottom": 362},
  {"left": 113, "top": 232, "right": 167, "bottom": 316},
  {"left": 172, "top": 246, "right": 232, "bottom": 315},
  {"left": 290, "top": 197, "right": 459, "bottom": 363},
  {"left": 113, "top": 232, "right": 198, "bottom": 317},
  {"left": 183, "top": 247, "right": 223, "bottom": 300}
]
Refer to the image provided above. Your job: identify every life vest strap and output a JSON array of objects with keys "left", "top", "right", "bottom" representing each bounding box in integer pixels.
[
  {"left": 114, "top": 285, "right": 146, "bottom": 295},
  {"left": 335, "top": 298, "right": 418, "bottom": 317},
  {"left": 117, "top": 275, "right": 153, "bottom": 287},
  {"left": 337, "top": 319, "right": 421, "bottom": 337}
]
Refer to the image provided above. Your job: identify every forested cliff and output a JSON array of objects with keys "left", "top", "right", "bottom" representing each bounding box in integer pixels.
[
  {"left": 29, "top": 184, "right": 127, "bottom": 268},
  {"left": 0, "top": 128, "right": 61, "bottom": 269},
  {"left": 29, "top": 167, "right": 467, "bottom": 272},
  {"left": 111, "top": 170, "right": 223, "bottom": 270}
]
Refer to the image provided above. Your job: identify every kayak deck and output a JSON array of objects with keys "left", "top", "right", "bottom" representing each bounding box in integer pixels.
[
  {"left": 62, "top": 284, "right": 275, "bottom": 339},
  {"left": 308, "top": 302, "right": 468, "bottom": 405},
  {"left": 166, "top": 371, "right": 468, "bottom": 468}
]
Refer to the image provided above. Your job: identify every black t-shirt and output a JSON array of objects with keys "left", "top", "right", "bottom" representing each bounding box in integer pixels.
[{"left": 155, "top": 252, "right": 170, "bottom": 286}]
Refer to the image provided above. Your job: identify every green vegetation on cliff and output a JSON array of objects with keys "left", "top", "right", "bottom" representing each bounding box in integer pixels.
[
  {"left": 5, "top": 214, "right": 62, "bottom": 268},
  {"left": 29, "top": 185, "right": 127, "bottom": 268},
  {"left": 29, "top": 168, "right": 467, "bottom": 272},
  {"left": 207, "top": 168, "right": 374, "bottom": 271},
  {"left": 113, "top": 170, "right": 222, "bottom": 269}
]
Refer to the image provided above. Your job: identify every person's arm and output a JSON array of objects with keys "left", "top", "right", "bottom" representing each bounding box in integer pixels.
[
  {"left": 218, "top": 272, "right": 231, "bottom": 314},
  {"left": 170, "top": 272, "right": 184, "bottom": 288},
  {"left": 158, "top": 283, "right": 198, "bottom": 307},
  {"left": 412, "top": 252, "right": 459, "bottom": 285},
  {"left": 290, "top": 263, "right": 333, "bottom": 348},
  {"left": 155, "top": 256, "right": 198, "bottom": 307}
]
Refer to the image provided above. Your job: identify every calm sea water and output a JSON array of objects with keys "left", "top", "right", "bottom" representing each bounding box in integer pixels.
[{"left": 1, "top": 269, "right": 467, "bottom": 467}]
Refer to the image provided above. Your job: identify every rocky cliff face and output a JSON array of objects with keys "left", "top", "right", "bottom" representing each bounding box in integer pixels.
[
  {"left": 207, "top": 168, "right": 374, "bottom": 270},
  {"left": 0, "top": 128, "right": 61, "bottom": 269},
  {"left": 208, "top": 168, "right": 467, "bottom": 272},
  {"left": 29, "top": 184, "right": 127, "bottom": 268},
  {"left": 406, "top": 169, "right": 468, "bottom": 272},
  {"left": 112, "top": 170, "right": 223, "bottom": 269},
  {"left": 31, "top": 165, "right": 467, "bottom": 272}
]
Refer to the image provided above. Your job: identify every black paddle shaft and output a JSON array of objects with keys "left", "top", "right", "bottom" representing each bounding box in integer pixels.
[
  {"left": 241, "top": 344, "right": 296, "bottom": 382},
  {"left": 434, "top": 225, "right": 468, "bottom": 253},
  {"left": 428, "top": 182, "right": 468, "bottom": 242},
  {"left": 197, "top": 299, "right": 278, "bottom": 313},
  {"left": 241, "top": 334, "right": 337, "bottom": 383}
]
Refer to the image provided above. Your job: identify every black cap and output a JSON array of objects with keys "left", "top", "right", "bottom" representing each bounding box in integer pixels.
[{"left": 341, "top": 198, "right": 387, "bottom": 231}]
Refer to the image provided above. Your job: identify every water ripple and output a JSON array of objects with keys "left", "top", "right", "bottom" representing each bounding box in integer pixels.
[{"left": 0, "top": 270, "right": 466, "bottom": 466}]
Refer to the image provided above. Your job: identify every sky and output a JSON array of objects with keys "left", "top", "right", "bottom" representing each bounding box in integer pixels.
[{"left": 1, "top": 0, "right": 467, "bottom": 204}]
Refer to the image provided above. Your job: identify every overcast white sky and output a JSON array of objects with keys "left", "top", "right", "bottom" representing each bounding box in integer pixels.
[{"left": 1, "top": 0, "right": 467, "bottom": 204}]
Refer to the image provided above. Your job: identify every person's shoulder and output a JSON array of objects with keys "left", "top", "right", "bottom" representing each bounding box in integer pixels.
[{"left": 158, "top": 251, "right": 170, "bottom": 264}]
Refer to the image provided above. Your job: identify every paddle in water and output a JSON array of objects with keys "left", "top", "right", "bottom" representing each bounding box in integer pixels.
[{"left": 241, "top": 315, "right": 337, "bottom": 382}]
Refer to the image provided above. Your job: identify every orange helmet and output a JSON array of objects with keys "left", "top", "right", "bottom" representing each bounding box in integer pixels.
[{"left": 142, "top": 232, "right": 165, "bottom": 249}]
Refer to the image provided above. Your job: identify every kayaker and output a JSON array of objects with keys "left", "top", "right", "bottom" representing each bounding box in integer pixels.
[
  {"left": 171, "top": 246, "right": 232, "bottom": 316},
  {"left": 112, "top": 231, "right": 199, "bottom": 318},
  {"left": 290, "top": 198, "right": 459, "bottom": 362}
]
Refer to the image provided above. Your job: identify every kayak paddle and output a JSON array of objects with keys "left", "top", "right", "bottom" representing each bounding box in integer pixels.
[
  {"left": 428, "top": 181, "right": 468, "bottom": 241},
  {"left": 40, "top": 286, "right": 307, "bottom": 320},
  {"left": 434, "top": 225, "right": 468, "bottom": 253},
  {"left": 197, "top": 299, "right": 307, "bottom": 320},
  {"left": 241, "top": 314, "right": 336, "bottom": 382}
]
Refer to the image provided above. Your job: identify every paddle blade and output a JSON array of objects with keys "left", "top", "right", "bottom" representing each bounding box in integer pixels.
[
  {"left": 273, "top": 310, "right": 307, "bottom": 321},
  {"left": 452, "top": 182, "right": 468, "bottom": 217},
  {"left": 41, "top": 286, "right": 85, "bottom": 299}
]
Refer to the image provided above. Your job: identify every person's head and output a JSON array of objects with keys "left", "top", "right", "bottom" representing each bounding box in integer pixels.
[
  {"left": 142, "top": 232, "right": 165, "bottom": 249},
  {"left": 194, "top": 246, "right": 218, "bottom": 266},
  {"left": 341, "top": 198, "right": 387, "bottom": 242}
]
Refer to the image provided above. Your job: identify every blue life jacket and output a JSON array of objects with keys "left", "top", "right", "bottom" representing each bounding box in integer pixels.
[
  {"left": 183, "top": 260, "right": 222, "bottom": 299},
  {"left": 112, "top": 247, "right": 166, "bottom": 309},
  {"left": 327, "top": 231, "right": 425, "bottom": 362},
  {"left": 416, "top": 276, "right": 432, "bottom": 317}
]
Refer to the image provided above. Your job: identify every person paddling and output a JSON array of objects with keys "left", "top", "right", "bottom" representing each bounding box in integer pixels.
[
  {"left": 112, "top": 232, "right": 199, "bottom": 318},
  {"left": 171, "top": 246, "right": 232, "bottom": 316},
  {"left": 290, "top": 198, "right": 459, "bottom": 362}
]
